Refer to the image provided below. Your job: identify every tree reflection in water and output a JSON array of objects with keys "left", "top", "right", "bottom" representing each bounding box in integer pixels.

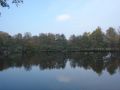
[{"left": 0, "top": 52, "right": 120, "bottom": 75}]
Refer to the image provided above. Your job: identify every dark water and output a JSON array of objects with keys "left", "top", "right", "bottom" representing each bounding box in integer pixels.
[{"left": 0, "top": 52, "right": 120, "bottom": 90}]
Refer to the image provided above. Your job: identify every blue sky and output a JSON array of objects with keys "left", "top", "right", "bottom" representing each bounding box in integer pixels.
[{"left": 0, "top": 0, "right": 120, "bottom": 37}]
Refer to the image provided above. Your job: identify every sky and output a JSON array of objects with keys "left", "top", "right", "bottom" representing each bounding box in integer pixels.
[{"left": 0, "top": 0, "right": 120, "bottom": 37}]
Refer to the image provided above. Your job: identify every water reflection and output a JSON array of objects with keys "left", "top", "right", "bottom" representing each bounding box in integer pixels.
[{"left": 0, "top": 52, "right": 120, "bottom": 75}]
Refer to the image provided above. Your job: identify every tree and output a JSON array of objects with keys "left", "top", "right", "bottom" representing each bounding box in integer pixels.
[
  {"left": 69, "top": 34, "right": 79, "bottom": 48},
  {"left": 14, "top": 33, "right": 22, "bottom": 40},
  {"left": 0, "top": 31, "right": 12, "bottom": 55},
  {"left": 23, "top": 32, "right": 32, "bottom": 40},
  {"left": 0, "top": 0, "right": 23, "bottom": 7},
  {"left": 106, "top": 27, "right": 118, "bottom": 48},
  {"left": 55, "top": 34, "right": 67, "bottom": 50},
  {"left": 90, "top": 27, "right": 106, "bottom": 48},
  {"left": 0, "top": 31, "right": 11, "bottom": 46},
  {"left": 117, "top": 27, "right": 120, "bottom": 48},
  {"left": 80, "top": 32, "right": 91, "bottom": 48}
]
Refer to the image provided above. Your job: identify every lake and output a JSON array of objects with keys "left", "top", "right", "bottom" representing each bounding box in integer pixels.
[{"left": 0, "top": 52, "right": 120, "bottom": 90}]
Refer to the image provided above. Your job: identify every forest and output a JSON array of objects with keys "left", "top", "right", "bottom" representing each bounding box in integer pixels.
[{"left": 0, "top": 27, "right": 120, "bottom": 56}]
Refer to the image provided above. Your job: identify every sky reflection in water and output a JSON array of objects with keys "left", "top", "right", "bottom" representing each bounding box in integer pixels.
[{"left": 0, "top": 52, "right": 120, "bottom": 90}]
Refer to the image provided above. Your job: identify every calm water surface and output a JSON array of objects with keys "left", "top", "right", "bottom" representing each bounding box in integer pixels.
[{"left": 0, "top": 52, "right": 120, "bottom": 90}]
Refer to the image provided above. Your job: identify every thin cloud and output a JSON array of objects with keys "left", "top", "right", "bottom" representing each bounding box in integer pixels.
[{"left": 56, "top": 14, "right": 71, "bottom": 22}]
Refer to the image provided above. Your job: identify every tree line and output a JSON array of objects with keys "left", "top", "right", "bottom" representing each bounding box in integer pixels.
[{"left": 0, "top": 27, "right": 120, "bottom": 56}]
